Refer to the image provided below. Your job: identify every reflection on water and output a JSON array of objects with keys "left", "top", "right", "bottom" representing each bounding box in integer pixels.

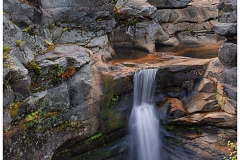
[
  {"left": 155, "top": 43, "right": 221, "bottom": 59},
  {"left": 108, "top": 43, "right": 221, "bottom": 65},
  {"left": 113, "top": 45, "right": 149, "bottom": 59}
]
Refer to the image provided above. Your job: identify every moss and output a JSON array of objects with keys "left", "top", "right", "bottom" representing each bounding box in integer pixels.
[
  {"left": 3, "top": 44, "right": 11, "bottom": 63},
  {"left": 15, "top": 40, "right": 25, "bottom": 46},
  {"left": 9, "top": 101, "right": 22, "bottom": 118},
  {"left": 49, "top": 23, "right": 55, "bottom": 29},
  {"left": 101, "top": 75, "right": 115, "bottom": 116},
  {"left": 62, "top": 27, "right": 68, "bottom": 32},
  {"left": 25, "top": 61, "right": 42, "bottom": 75},
  {"left": 166, "top": 137, "right": 183, "bottom": 146},
  {"left": 107, "top": 112, "right": 123, "bottom": 130},
  {"left": 46, "top": 45, "right": 55, "bottom": 52},
  {"left": 22, "top": 27, "right": 30, "bottom": 32},
  {"left": 25, "top": 110, "right": 40, "bottom": 122},
  {"left": 87, "top": 133, "right": 102, "bottom": 141}
]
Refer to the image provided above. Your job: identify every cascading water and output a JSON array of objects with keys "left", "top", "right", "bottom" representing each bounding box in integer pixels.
[{"left": 129, "top": 69, "right": 161, "bottom": 160}]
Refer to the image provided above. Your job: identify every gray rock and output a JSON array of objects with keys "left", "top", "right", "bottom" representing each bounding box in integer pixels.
[
  {"left": 198, "top": 78, "right": 216, "bottom": 93},
  {"left": 10, "top": 46, "right": 35, "bottom": 65},
  {"left": 223, "top": 67, "right": 237, "bottom": 87},
  {"left": 42, "top": 83, "right": 70, "bottom": 112},
  {"left": 58, "top": 29, "right": 95, "bottom": 45},
  {"left": 218, "top": 42, "right": 237, "bottom": 67},
  {"left": 40, "top": 0, "right": 116, "bottom": 34},
  {"left": 36, "top": 44, "right": 91, "bottom": 69},
  {"left": 87, "top": 35, "right": 109, "bottom": 49},
  {"left": 121, "top": 1, "right": 157, "bottom": 19},
  {"left": 156, "top": 6, "right": 218, "bottom": 24},
  {"left": 3, "top": 84, "right": 15, "bottom": 107},
  {"left": 68, "top": 64, "right": 92, "bottom": 107},
  {"left": 8, "top": 57, "right": 28, "bottom": 80},
  {"left": 218, "top": 11, "right": 237, "bottom": 23},
  {"left": 218, "top": 0, "right": 237, "bottom": 23},
  {"left": 148, "top": 0, "right": 191, "bottom": 8},
  {"left": 11, "top": 76, "right": 31, "bottom": 101},
  {"left": 3, "top": 109, "right": 12, "bottom": 131},
  {"left": 50, "top": 27, "right": 63, "bottom": 42},
  {"left": 3, "top": 0, "right": 41, "bottom": 28},
  {"left": 223, "top": 84, "right": 237, "bottom": 101},
  {"left": 3, "top": 15, "right": 23, "bottom": 47},
  {"left": 134, "top": 20, "right": 167, "bottom": 52},
  {"left": 212, "top": 23, "right": 237, "bottom": 36}
]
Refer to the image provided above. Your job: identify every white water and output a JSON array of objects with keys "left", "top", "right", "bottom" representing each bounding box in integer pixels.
[{"left": 129, "top": 69, "right": 161, "bottom": 160}]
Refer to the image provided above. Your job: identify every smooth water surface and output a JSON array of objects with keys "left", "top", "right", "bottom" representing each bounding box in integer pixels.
[
  {"left": 129, "top": 69, "right": 161, "bottom": 160},
  {"left": 155, "top": 43, "right": 221, "bottom": 59}
]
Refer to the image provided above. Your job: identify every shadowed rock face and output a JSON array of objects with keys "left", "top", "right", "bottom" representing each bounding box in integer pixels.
[{"left": 147, "top": 0, "right": 191, "bottom": 8}]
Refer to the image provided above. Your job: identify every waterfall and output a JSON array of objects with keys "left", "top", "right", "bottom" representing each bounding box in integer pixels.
[{"left": 129, "top": 69, "right": 161, "bottom": 160}]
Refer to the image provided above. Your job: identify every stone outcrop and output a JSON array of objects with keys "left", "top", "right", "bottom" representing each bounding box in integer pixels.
[{"left": 3, "top": 0, "right": 237, "bottom": 160}]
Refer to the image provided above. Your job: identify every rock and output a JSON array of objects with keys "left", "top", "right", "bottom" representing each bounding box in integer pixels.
[
  {"left": 3, "top": 84, "right": 15, "bottom": 107},
  {"left": 68, "top": 64, "right": 92, "bottom": 107},
  {"left": 121, "top": 1, "right": 157, "bottom": 19},
  {"left": 135, "top": 20, "right": 168, "bottom": 52},
  {"left": 198, "top": 78, "right": 216, "bottom": 93},
  {"left": 206, "top": 58, "right": 224, "bottom": 83},
  {"left": 223, "top": 84, "right": 237, "bottom": 101},
  {"left": 185, "top": 92, "right": 219, "bottom": 113},
  {"left": 148, "top": 0, "right": 191, "bottom": 8},
  {"left": 169, "top": 58, "right": 210, "bottom": 72},
  {"left": 58, "top": 29, "right": 95, "bottom": 45},
  {"left": 171, "top": 112, "right": 237, "bottom": 127},
  {"left": 3, "top": 0, "right": 41, "bottom": 28},
  {"left": 50, "top": 27, "right": 63, "bottom": 42},
  {"left": 115, "top": 0, "right": 128, "bottom": 8},
  {"left": 8, "top": 57, "right": 28, "bottom": 80},
  {"left": 36, "top": 44, "right": 91, "bottom": 69},
  {"left": 117, "top": 20, "right": 165, "bottom": 52},
  {"left": 212, "top": 23, "right": 237, "bottom": 36},
  {"left": 218, "top": 0, "right": 237, "bottom": 23},
  {"left": 161, "top": 98, "right": 186, "bottom": 119},
  {"left": 3, "top": 15, "right": 23, "bottom": 47},
  {"left": 11, "top": 76, "right": 31, "bottom": 101},
  {"left": 87, "top": 35, "right": 109, "bottom": 49},
  {"left": 222, "top": 67, "right": 237, "bottom": 87},
  {"left": 218, "top": 42, "right": 237, "bottom": 67},
  {"left": 40, "top": 0, "right": 116, "bottom": 34},
  {"left": 10, "top": 46, "right": 35, "bottom": 65},
  {"left": 3, "top": 109, "right": 12, "bottom": 131},
  {"left": 157, "top": 37, "right": 179, "bottom": 46},
  {"left": 222, "top": 98, "right": 236, "bottom": 114},
  {"left": 112, "top": 74, "right": 134, "bottom": 95},
  {"left": 86, "top": 35, "right": 116, "bottom": 61},
  {"left": 155, "top": 4, "right": 218, "bottom": 23}
]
